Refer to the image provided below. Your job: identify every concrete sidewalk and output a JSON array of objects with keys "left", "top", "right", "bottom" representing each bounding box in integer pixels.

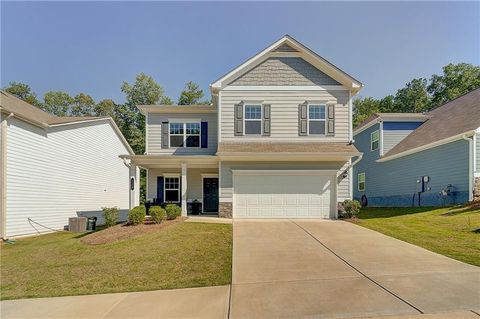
[{"left": 1, "top": 285, "right": 230, "bottom": 319}]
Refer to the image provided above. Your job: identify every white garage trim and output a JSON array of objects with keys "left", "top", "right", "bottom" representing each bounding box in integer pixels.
[{"left": 233, "top": 170, "right": 338, "bottom": 219}]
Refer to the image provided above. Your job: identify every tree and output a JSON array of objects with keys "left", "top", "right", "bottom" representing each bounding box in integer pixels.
[
  {"left": 42, "top": 91, "right": 74, "bottom": 116},
  {"left": 159, "top": 96, "right": 174, "bottom": 105},
  {"left": 428, "top": 63, "right": 480, "bottom": 109},
  {"left": 94, "top": 99, "right": 117, "bottom": 117},
  {"left": 120, "top": 73, "right": 164, "bottom": 155},
  {"left": 4, "top": 81, "right": 40, "bottom": 107},
  {"left": 393, "top": 78, "right": 430, "bottom": 113},
  {"left": 178, "top": 81, "right": 204, "bottom": 105},
  {"left": 71, "top": 93, "right": 95, "bottom": 116},
  {"left": 353, "top": 97, "right": 380, "bottom": 127}
]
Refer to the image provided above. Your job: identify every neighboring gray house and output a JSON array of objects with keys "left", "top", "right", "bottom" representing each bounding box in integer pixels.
[
  {"left": 121, "top": 35, "right": 363, "bottom": 219},
  {"left": 353, "top": 88, "right": 480, "bottom": 207}
]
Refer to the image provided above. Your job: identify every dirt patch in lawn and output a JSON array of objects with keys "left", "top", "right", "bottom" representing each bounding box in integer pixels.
[{"left": 81, "top": 217, "right": 187, "bottom": 245}]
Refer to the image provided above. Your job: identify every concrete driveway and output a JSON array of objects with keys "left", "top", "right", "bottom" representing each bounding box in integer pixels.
[{"left": 231, "top": 219, "right": 480, "bottom": 318}]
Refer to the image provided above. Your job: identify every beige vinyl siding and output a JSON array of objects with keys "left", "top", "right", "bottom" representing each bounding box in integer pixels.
[
  {"left": 147, "top": 112, "right": 217, "bottom": 154},
  {"left": 220, "top": 161, "right": 349, "bottom": 201},
  {"left": 220, "top": 90, "right": 349, "bottom": 141},
  {"left": 6, "top": 118, "right": 130, "bottom": 237},
  {"left": 228, "top": 57, "right": 341, "bottom": 86},
  {"left": 383, "top": 130, "right": 416, "bottom": 154},
  {"left": 147, "top": 168, "right": 218, "bottom": 202},
  {"left": 337, "top": 161, "right": 351, "bottom": 202}
]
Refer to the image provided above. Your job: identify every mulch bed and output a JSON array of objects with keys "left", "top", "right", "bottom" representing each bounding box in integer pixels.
[{"left": 80, "top": 217, "right": 187, "bottom": 245}]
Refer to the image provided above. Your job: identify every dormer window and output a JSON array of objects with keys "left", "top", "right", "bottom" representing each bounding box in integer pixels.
[{"left": 244, "top": 105, "right": 262, "bottom": 135}]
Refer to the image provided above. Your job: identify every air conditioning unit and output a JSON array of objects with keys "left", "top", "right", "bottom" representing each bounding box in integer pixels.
[{"left": 69, "top": 217, "right": 87, "bottom": 232}]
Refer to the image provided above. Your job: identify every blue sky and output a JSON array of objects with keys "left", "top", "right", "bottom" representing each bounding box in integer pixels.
[{"left": 2, "top": 1, "right": 479, "bottom": 103}]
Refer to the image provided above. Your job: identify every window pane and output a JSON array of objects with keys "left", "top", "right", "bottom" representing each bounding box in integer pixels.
[
  {"left": 165, "top": 177, "right": 179, "bottom": 190},
  {"left": 372, "top": 140, "right": 379, "bottom": 150},
  {"left": 245, "top": 120, "right": 262, "bottom": 134},
  {"left": 170, "top": 136, "right": 184, "bottom": 147},
  {"left": 245, "top": 105, "right": 261, "bottom": 119},
  {"left": 170, "top": 123, "right": 183, "bottom": 134},
  {"left": 309, "top": 105, "right": 325, "bottom": 120},
  {"left": 309, "top": 121, "right": 325, "bottom": 135},
  {"left": 165, "top": 190, "right": 179, "bottom": 202},
  {"left": 186, "top": 123, "right": 200, "bottom": 135},
  {"left": 186, "top": 136, "right": 200, "bottom": 147},
  {"left": 359, "top": 182, "right": 365, "bottom": 191}
]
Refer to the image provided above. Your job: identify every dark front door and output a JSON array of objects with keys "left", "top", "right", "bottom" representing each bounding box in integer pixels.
[{"left": 203, "top": 178, "right": 219, "bottom": 214}]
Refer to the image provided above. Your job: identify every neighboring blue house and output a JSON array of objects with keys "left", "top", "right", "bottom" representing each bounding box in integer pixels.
[{"left": 353, "top": 88, "right": 480, "bottom": 207}]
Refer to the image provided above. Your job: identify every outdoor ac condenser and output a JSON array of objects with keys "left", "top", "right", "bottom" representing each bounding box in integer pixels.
[{"left": 69, "top": 217, "right": 87, "bottom": 232}]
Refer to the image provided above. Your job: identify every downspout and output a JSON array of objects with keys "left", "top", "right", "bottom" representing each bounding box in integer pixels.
[
  {"left": 1, "top": 113, "right": 14, "bottom": 240},
  {"left": 463, "top": 134, "right": 474, "bottom": 202}
]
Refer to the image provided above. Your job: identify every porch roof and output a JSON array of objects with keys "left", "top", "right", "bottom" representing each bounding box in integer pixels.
[
  {"left": 119, "top": 154, "right": 219, "bottom": 169},
  {"left": 216, "top": 141, "right": 361, "bottom": 161}
]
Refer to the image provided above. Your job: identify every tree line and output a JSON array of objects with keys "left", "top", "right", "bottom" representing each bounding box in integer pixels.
[{"left": 353, "top": 63, "right": 480, "bottom": 127}]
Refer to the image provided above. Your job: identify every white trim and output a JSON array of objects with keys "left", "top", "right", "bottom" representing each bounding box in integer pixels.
[
  {"left": 232, "top": 169, "right": 338, "bottom": 176},
  {"left": 223, "top": 85, "right": 347, "bottom": 91},
  {"left": 379, "top": 122, "right": 384, "bottom": 156},
  {"left": 473, "top": 132, "right": 477, "bottom": 175},
  {"left": 145, "top": 112, "right": 149, "bottom": 154},
  {"left": 146, "top": 168, "right": 150, "bottom": 201},
  {"left": 354, "top": 119, "right": 380, "bottom": 136},
  {"left": 377, "top": 131, "right": 476, "bottom": 162},
  {"left": 168, "top": 118, "right": 201, "bottom": 123},
  {"left": 163, "top": 173, "right": 180, "bottom": 177},
  {"left": 357, "top": 172, "right": 365, "bottom": 192},
  {"left": 181, "top": 163, "right": 187, "bottom": 216},
  {"left": 0, "top": 113, "right": 12, "bottom": 239},
  {"left": 371, "top": 130, "right": 379, "bottom": 151},
  {"left": 218, "top": 91, "right": 222, "bottom": 143},
  {"left": 201, "top": 176, "right": 219, "bottom": 214},
  {"left": 463, "top": 135, "right": 474, "bottom": 201},
  {"left": 201, "top": 174, "right": 219, "bottom": 178},
  {"left": 348, "top": 90, "right": 353, "bottom": 142}
]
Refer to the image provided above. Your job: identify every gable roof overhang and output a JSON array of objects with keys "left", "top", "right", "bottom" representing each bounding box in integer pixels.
[
  {"left": 353, "top": 113, "right": 429, "bottom": 136},
  {"left": 210, "top": 35, "right": 363, "bottom": 95}
]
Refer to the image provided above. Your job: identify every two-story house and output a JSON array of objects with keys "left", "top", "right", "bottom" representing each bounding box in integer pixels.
[
  {"left": 353, "top": 88, "right": 480, "bottom": 207},
  {"left": 121, "top": 35, "right": 363, "bottom": 219}
]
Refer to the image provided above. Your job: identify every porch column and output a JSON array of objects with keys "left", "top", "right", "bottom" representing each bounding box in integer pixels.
[
  {"left": 181, "top": 163, "right": 187, "bottom": 216},
  {"left": 129, "top": 163, "right": 139, "bottom": 209}
]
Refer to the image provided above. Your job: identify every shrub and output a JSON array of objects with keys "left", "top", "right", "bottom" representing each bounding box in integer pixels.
[
  {"left": 128, "top": 206, "right": 146, "bottom": 225},
  {"left": 102, "top": 207, "right": 119, "bottom": 228},
  {"left": 165, "top": 204, "right": 181, "bottom": 220},
  {"left": 149, "top": 206, "right": 166, "bottom": 224},
  {"left": 341, "top": 199, "right": 361, "bottom": 218}
]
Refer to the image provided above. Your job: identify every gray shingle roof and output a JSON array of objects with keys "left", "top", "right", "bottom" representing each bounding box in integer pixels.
[
  {"left": 383, "top": 88, "right": 480, "bottom": 158},
  {"left": 0, "top": 90, "right": 103, "bottom": 126},
  {"left": 217, "top": 141, "right": 360, "bottom": 155}
]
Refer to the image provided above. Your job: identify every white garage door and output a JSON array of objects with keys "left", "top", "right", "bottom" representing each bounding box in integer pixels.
[{"left": 233, "top": 172, "right": 334, "bottom": 219}]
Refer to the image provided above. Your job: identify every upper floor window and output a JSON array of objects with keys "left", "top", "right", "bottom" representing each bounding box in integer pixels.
[
  {"left": 169, "top": 122, "right": 200, "bottom": 148},
  {"left": 371, "top": 130, "right": 379, "bottom": 151},
  {"left": 244, "top": 105, "right": 262, "bottom": 135},
  {"left": 308, "top": 104, "right": 326, "bottom": 135},
  {"left": 358, "top": 173, "right": 365, "bottom": 191}
]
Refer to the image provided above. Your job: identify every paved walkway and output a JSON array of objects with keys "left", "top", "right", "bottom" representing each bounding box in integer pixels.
[
  {"left": 2, "top": 220, "right": 479, "bottom": 319},
  {"left": 231, "top": 219, "right": 480, "bottom": 318}
]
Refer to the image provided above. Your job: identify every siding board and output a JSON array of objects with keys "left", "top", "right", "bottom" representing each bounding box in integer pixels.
[{"left": 6, "top": 118, "right": 130, "bottom": 237}]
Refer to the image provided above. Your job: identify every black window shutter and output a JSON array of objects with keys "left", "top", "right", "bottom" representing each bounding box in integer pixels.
[
  {"left": 327, "top": 104, "right": 335, "bottom": 136},
  {"left": 161, "top": 122, "right": 169, "bottom": 148},
  {"left": 157, "top": 176, "right": 164, "bottom": 204},
  {"left": 234, "top": 102, "right": 244, "bottom": 136},
  {"left": 298, "top": 102, "right": 308, "bottom": 136},
  {"left": 262, "top": 104, "right": 271, "bottom": 136},
  {"left": 201, "top": 122, "right": 208, "bottom": 148}
]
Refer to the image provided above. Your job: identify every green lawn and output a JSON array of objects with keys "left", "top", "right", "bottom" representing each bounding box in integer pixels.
[
  {"left": 356, "top": 206, "right": 480, "bottom": 266},
  {"left": 1, "top": 222, "right": 232, "bottom": 300}
]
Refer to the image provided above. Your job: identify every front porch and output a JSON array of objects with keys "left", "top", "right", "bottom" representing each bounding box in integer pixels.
[{"left": 122, "top": 155, "right": 220, "bottom": 217}]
